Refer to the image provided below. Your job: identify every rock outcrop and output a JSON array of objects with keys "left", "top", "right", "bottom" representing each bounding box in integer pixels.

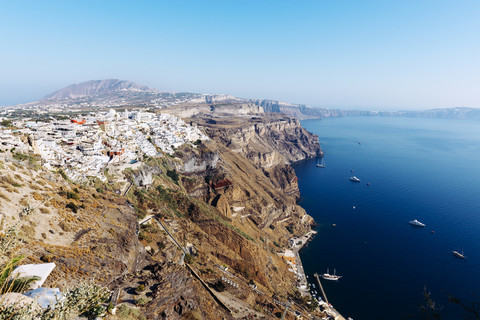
[{"left": 192, "top": 113, "right": 323, "bottom": 168}]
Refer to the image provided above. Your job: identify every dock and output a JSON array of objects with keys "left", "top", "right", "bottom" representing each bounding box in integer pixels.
[
  {"left": 313, "top": 273, "right": 329, "bottom": 305},
  {"left": 314, "top": 273, "right": 346, "bottom": 320}
]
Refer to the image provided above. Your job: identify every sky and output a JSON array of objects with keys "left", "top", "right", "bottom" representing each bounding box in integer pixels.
[{"left": 1, "top": 0, "right": 479, "bottom": 110}]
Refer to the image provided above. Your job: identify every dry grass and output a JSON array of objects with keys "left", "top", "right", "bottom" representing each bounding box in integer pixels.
[
  {"left": 31, "top": 191, "right": 43, "bottom": 201},
  {"left": 0, "top": 191, "right": 9, "bottom": 201},
  {"left": 19, "top": 197, "right": 29, "bottom": 207},
  {"left": 39, "top": 207, "right": 50, "bottom": 214},
  {"left": 20, "top": 223, "right": 36, "bottom": 238},
  {"left": 59, "top": 220, "right": 72, "bottom": 232}
]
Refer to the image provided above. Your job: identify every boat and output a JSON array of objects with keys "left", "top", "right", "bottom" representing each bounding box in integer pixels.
[
  {"left": 452, "top": 250, "right": 466, "bottom": 259},
  {"left": 350, "top": 176, "right": 361, "bottom": 182},
  {"left": 316, "top": 158, "right": 325, "bottom": 168},
  {"left": 322, "top": 268, "right": 342, "bottom": 281},
  {"left": 409, "top": 219, "right": 426, "bottom": 227}
]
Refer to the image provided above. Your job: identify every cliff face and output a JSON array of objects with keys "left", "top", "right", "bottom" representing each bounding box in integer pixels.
[
  {"left": 193, "top": 114, "right": 323, "bottom": 168},
  {"left": 165, "top": 102, "right": 264, "bottom": 118},
  {"left": 0, "top": 113, "right": 324, "bottom": 319}
]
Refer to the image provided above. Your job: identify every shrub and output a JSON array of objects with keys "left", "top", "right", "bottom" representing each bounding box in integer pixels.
[
  {"left": 184, "top": 253, "right": 194, "bottom": 264},
  {"left": 58, "top": 169, "right": 68, "bottom": 180},
  {"left": 40, "top": 254, "right": 54, "bottom": 262},
  {"left": 66, "top": 191, "right": 79, "bottom": 200},
  {"left": 135, "top": 297, "right": 152, "bottom": 307},
  {"left": 166, "top": 170, "right": 179, "bottom": 184},
  {"left": 0, "top": 119, "right": 13, "bottom": 127},
  {"left": 116, "top": 304, "right": 145, "bottom": 320},
  {"left": 66, "top": 202, "right": 78, "bottom": 213},
  {"left": 157, "top": 241, "right": 166, "bottom": 250}
]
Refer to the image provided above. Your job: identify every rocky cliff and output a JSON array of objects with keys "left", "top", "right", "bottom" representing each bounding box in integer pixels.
[
  {"left": 191, "top": 114, "right": 323, "bottom": 168},
  {"left": 0, "top": 113, "right": 325, "bottom": 319}
]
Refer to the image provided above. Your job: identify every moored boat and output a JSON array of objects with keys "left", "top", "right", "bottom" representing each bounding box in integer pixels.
[
  {"left": 316, "top": 158, "right": 325, "bottom": 168},
  {"left": 409, "top": 219, "right": 426, "bottom": 227},
  {"left": 322, "top": 268, "right": 342, "bottom": 281},
  {"left": 452, "top": 250, "right": 466, "bottom": 259}
]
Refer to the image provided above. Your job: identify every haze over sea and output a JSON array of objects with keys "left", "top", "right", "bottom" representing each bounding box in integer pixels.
[{"left": 294, "top": 116, "right": 480, "bottom": 320}]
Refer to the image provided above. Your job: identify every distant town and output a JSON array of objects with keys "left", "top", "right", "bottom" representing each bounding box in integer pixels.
[{"left": 0, "top": 108, "right": 208, "bottom": 182}]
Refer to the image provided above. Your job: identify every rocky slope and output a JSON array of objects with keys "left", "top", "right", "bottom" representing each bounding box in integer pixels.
[{"left": 0, "top": 112, "right": 325, "bottom": 319}]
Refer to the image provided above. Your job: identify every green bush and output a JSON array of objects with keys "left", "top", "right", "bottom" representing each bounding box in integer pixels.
[
  {"left": 66, "top": 191, "right": 79, "bottom": 200},
  {"left": 166, "top": 170, "right": 179, "bottom": 184},
  {"left": 184, "top": 253, "right": 194, "bottom": 264},
  {"left": 66, "top": 202, "right": 78, "bottom": 213},
  {"left": 116, "top": 304, "right": 146, "bottom": 320},
  {"left": 0, "top": 119, "right": 13, "bottom": 127},
  {"left": 135, "top": 296, "right": 151, "bottom": 306}
]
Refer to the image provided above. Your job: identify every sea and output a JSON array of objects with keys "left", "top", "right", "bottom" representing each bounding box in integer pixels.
[{"left": 294, "top": 116, "right": 480, "bottom": 320}]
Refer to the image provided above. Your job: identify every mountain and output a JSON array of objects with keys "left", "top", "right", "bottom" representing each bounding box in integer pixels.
[
  {"left": 42, "top": 79, "right": 153, "bottom": 101},
  {"left": 33, "top": 79, "right": 200, "bottom": 108}
]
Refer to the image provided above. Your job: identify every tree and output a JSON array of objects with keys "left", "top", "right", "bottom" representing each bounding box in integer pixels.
[{"left": 0, "top": 119, "right": 13, "bottom": 127}]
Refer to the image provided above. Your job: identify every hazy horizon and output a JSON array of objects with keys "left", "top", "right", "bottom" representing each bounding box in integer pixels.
[{"left": 1, "top": 1, "right": 479, "bottom": 110}]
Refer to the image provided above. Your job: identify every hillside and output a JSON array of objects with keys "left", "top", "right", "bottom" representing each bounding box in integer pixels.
[{"left": 0, "top": 113, "right": 327, "bottom": 319}]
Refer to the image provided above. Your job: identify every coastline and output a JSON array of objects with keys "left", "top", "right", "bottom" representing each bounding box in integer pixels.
[{"left": 290, "top": 229, "right": 347, "bottom": 320}]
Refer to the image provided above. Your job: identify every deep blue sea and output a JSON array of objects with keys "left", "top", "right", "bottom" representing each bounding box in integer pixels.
[{"left": 294, "top": 116, "right": 480, "bottom": 320}]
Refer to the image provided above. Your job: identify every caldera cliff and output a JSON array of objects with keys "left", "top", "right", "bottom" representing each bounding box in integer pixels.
[{"left": 0, "top": 112, "right": 324, "bottom": 319}]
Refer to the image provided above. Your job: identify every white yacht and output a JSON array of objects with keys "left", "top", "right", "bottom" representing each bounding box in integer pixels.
[
  {"left": 316, "top": 158, "right": 325, "bottom": 168},
  {"left": 409, "top": 219, "right": 426, "bottom": 227},
  {"left": 350, "top": 176, "right": 361, "bottom": 182},
  {"left": 322, "top": 268, "right": 342, "bottom": 281},
  {"left": 452, "top": 250, "right": 466, "bottom": 259}
]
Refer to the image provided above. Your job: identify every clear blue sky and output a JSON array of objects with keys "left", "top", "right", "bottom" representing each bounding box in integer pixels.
[{"left": 1, "top": 0, "right": 479, "bottom": 110}]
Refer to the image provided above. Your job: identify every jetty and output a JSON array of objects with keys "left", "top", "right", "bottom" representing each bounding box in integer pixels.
[
  {"left": 314, "top": 273, "right": 346, "bottom": 320},
  {"left": 314, "top": 273, "right": 329, "bottom": 304}
]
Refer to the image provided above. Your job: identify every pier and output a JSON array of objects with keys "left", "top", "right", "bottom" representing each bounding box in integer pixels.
[
  {"left": 313, "top": 273, "right": 329, "bottom": 305},
  {"left": 314, "top": 273, "right": 346, "bottom": 320}
]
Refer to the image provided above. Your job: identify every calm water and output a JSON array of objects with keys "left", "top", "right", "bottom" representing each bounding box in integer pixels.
[{"left": 294, "top": 117, "right": 480, "bottom": 320}]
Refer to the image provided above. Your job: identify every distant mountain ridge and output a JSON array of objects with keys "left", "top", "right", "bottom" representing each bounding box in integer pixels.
[
  {"left": 14, "top": 78, "right": 479, "bottom": 120},
  {"left": 42, "top": 79, "right": 153, "bottom": 100}
]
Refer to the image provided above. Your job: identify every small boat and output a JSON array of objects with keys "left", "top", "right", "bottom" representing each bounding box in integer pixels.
[
  {"left": 352, "top": 205, "right": 356, "bottom": 209},
  {"left": 316, "top": 158, "right": 325, "bottom": 168},
  {"left": 452, "top": 250, "right": 466, "bottom": 259},
  {"left": 322, "top": 268, "right": 342, "bottom": 281},
  {"left": 350, "top": 176, "right": 361, "bottom": 182},
  {"left": 351, "top": 169, "right": 354, "bottom": 172},
  {"left": 409, "top": 219, "right": 426, "bottom": 227}
]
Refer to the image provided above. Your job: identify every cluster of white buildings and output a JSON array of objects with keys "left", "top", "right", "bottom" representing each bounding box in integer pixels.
[{"left": 0, "top": 109, "right": 208, "bottom": 182}]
